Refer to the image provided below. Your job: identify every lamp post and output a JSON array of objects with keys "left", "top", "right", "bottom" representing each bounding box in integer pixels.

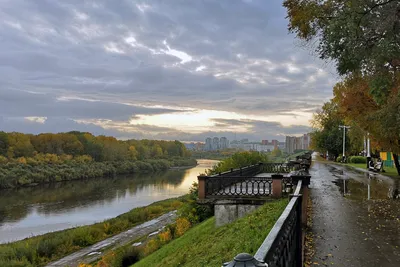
[
  {"left": 366, "top": 133, "right": 371, "bottom": 168},
  {"left": 339, "top": 125, "right": 350, "bottom": 162}
]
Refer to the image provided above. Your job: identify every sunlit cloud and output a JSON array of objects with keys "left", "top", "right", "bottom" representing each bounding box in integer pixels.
[{"left": 25, "top": 117, "right": 47, "bottom": 124}]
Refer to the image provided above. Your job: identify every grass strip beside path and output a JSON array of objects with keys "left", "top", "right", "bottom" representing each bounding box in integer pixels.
[
  {"left": 346, "top": 163, "right": 400, "bottom": 178},
  {"left": 133, "top": 199, "right": 289, "bottom": 267}
]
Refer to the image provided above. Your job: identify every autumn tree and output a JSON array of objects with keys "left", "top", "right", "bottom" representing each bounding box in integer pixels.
[
  {"left": 7, "top": 132, "right": 35, "bottom": 158},
  {"left": 0, "top": 131, "right": 8, "bottom": 156},
  {"left": 271, "top": 147, "right": 282, "bottom": 157},
  {"left": 0, "top": 131, "right": 192, "bottom": 165},
  {"left": 285, "top": 0, "right": 400, "bottom": 172}
]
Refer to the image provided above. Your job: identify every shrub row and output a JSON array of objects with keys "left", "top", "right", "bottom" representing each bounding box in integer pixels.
[
  {"left": 348, "top": 156, "right": 367, "bottom": 164},
  {"left": 335, "top": 155, "right": 367, "bottom": 163}
]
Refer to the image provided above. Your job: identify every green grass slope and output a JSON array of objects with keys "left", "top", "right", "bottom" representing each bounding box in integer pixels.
[{"left": 133, "top": 199, "right": 288, "bottom": 267}]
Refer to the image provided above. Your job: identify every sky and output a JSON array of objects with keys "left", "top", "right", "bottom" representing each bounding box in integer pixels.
[{"left": 0, "top": 0, "right": 337, "bottom": 142}]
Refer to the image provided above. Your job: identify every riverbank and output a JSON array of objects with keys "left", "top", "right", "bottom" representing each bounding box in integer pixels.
[
  {"left": 46, "top": 211, "right": 177, "bottom": 267},
  {"left": 0, "top": 197, "right": 188, "bottom": 267},
  {"left": 0, "top": 158, "right": 197, "bottom": 189},
  {"left": 133, "top": 199, "right": 288, "bottom": 267}
]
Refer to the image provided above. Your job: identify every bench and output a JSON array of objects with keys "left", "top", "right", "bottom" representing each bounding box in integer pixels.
[{"left": 369, "top": 160, "right": 385, "bottom": 172}]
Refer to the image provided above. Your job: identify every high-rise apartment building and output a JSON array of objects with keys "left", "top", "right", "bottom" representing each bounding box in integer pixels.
[
  {"left": 220, "top": 137, "right": 229, "bottom": 149},
  {"left": 285, "top": 134, "right": 311, "bottom": 154},
  {"left": 285, "top": 136, "right": 296, "bottom": 154},
  {"left": 212, "top": 137, "right": 220, "bottom": 150},
  {"left": 205, "top": 137, "right": 212, "bottom": 151}
]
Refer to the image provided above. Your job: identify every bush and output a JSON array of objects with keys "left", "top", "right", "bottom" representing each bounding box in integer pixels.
[
  {"left": 349, "top": 156, "right": 367, "bottom": 163},
  {"left": 175, "top": 218, "right": 191, "bottom": 237}
]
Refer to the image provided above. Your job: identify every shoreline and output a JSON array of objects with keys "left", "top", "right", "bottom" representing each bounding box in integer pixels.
[
  {"left": 0, "top": 196, "right": 188, "bottom": 266},
  {"left": 0, "top": 160, "right": 198, "bottom": 190}
]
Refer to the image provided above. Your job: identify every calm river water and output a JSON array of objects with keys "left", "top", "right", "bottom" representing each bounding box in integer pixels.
[{"left": 0, "top": 159, "right": 217, "bottom": 244}]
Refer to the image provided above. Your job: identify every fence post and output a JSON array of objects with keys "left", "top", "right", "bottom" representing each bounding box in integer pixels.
[
  {"left": 198, "top": 175, "right": 206, "bottom": 200},
  {"left": 271, "top": 174, "right": 283, "bottom": 198}
]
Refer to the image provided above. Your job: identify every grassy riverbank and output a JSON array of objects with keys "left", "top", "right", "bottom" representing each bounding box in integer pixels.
[
  {"left": 133, "top": 199, "right": 288, "bottom": 267},
  {"left": 0, "top": 197, "right": 188, "bottom": 267},
  {"left": 0, "top": 158, "right": 197, "bottom": 189}
]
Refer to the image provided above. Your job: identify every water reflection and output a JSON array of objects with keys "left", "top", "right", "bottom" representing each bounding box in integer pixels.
[
  {"left": 332, "top": 170, "right": 399, "bottom": 200},
  {"left": 0, "top": 159, "right": 218, "bottom": 243}
]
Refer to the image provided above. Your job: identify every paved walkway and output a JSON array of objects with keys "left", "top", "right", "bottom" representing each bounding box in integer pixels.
[
  {"left": 310, "top": 158, "right": 400, "bottom": 267},
  {"left": 46, "top": 211, "right": 177, "bottom": 267}
]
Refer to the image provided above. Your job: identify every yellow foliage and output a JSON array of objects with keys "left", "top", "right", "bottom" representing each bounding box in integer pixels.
[
  {"left": 17, "top": 157, "right": 27, "bottom": 164},
  {"left": 74, "top": 155, "right": 93, "bottom": 163},
  {"left": 103, "top": 222, "right": 111, "bottom": 234},
  {"left": 60, "top": 154, "right": 73, "bottom": 161},
  {"left": 171, "top": 200, "right": 183, "bottom": 209},
  {"left": 175, "top": 217, "right": 191, "bottom": 237},
  {"left": 96, "top": 251, "right": 116, "bottom": 267},
  {"left": 78, "top": 264, "right": 93, "bottom": 267},
  {"left": 143, "top": 239, "right": 160, "bottom": 255},
  {"left": 159, "top": 229, "right": 172, "bottom": 243},
  {"left": 0, "top": 155, "right": 8, "bottom": 163}
]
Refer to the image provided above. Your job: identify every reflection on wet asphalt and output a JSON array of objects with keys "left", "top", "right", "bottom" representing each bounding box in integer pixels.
[{"left": 310, "top": 156, "right": 400, "bottom": 267}]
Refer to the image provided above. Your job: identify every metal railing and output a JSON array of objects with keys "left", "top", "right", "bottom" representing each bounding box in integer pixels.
[
  {"left": 223, "top": 180, "right": 305, "bottom": 267},
  {"left": 205, "top": 176, "right": 273, "bottom": 198},
  {"left": 210, "top": 163, "right": 263, "bottom": 177},
  {"left": 261, "top": 163, "right": 300, "bottom": 173},
  {"left": 254, "top": 180, "right": 303, "bottom": 267},
  {"left": 209, "top": 162, "right": 303, "bottom": 178}
]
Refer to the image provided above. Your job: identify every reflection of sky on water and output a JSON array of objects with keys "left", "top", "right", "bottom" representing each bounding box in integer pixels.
[{"left": 0, "top": 159, "right": 218, "bottom": 243}]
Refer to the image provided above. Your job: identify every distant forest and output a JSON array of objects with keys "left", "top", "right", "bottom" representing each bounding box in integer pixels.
[
  {"left": 0, "top": 131, "right": 190, "bottom": 163},
  {"left": 0, "top": 131, "right": 195, "bottom": 189}
]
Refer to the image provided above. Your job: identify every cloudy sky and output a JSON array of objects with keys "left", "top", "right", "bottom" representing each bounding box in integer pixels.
[{"left": 0, "top": 0, "right": 337, "bottom": 142}]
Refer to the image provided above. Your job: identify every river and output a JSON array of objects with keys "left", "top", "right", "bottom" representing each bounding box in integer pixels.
[{"left": 0, "top": 159, "right": 218, "bottom": 244}]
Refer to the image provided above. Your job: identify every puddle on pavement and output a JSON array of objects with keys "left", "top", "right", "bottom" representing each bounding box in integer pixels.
[
  {"left": 332, "top": 173, "right": 400, "bottom": 200},
  {"left": 327, "top": 164, "right": 400, "bottom": 200}
]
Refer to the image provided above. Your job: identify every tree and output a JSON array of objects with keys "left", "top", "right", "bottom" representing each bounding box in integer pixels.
[
  {"left": 310, "top": 100, "right": 348, "bottom": 158},
  {"left": 7, "top": 132, "right": 35, "bottom": 157},
  {"left": 285, "top": 0, "right": 400, "bottom": 173},
  {"left": 151, "top": 144, "right": 163, "bottom": 158},
  {"left": 333, "top": 74, "right": 400, "bottom": 173},
  {"left": 271, "top": 148, "right": 282, "bottom": 157},
  {"left": 128, "top": 145, "right": 138, "bottom": 160},
  {"left": 0, "top": 131, "right": 8, "bottom": 156},
  {"left": 284, "top": 0, "right": 400, "bottom": 78}
]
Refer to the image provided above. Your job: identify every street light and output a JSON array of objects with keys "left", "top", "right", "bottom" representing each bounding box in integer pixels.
[
  {"left": 339, "top": 125, "right": 350, "bottom": 161},
  {"left": 366, "top": 132, "right": 371, "bottom": 168}
]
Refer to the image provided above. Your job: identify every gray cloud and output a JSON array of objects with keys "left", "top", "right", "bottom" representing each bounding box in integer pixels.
[
  {"left": 0, "top": 0, "right": 334, "bottom": 140},
  {"left": 0, "top": 89, "right": 180, "bottom": 120}
]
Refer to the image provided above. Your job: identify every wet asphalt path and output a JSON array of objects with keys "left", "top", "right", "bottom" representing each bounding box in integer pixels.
[
  {"left": 310, "top": 158, "right": 400, "bottom": 267},
  {"left": 46, "top": 211, "right": 177, "bottom": 267}
]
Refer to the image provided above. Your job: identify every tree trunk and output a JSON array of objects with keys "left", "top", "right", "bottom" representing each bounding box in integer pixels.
[{"left": 392, "top": 153, "right": 400, "bottom": 175}]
